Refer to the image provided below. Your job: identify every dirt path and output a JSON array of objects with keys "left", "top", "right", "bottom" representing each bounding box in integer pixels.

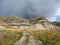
[{"left": 14, "top": 31, "right": 44, "bottom": 45}]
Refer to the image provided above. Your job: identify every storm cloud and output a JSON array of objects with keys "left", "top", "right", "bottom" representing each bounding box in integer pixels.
[{"left": 0, "top": 0, "right": 60, "bottom": 21}]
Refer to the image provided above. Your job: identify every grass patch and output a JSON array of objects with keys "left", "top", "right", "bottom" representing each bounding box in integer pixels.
[
  {"left": 0, "top": 30, "right": 22, "bottom": 45},
  {"left": 0, "top": 30, "right": 60, "bottom": 45}
]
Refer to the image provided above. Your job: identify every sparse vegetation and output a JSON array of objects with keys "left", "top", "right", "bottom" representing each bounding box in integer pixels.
[
  {"left": 0, "top": 16, "right": 60, "bottom": 45},
  {"left": 0, "top": 30, "right": 60, "bottom": 45},
  {"left": 0, "top": 30, "right": 22, "bottom": 45},
  {"left": 28, "top": 30, "right": 60, "bottom": 45}
]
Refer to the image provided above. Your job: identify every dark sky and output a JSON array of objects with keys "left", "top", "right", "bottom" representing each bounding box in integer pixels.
[{"left": 0, "top": 0, "right": 60, "bottom": 22}]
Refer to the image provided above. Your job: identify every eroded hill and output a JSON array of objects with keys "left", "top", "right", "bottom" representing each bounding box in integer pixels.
[{"left": 0, "top": 16, "right": 60, "bottom": 30}]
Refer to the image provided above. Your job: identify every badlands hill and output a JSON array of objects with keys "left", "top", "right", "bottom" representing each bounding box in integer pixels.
[
  {"left": 0, "top": 16, "right": 60, "bottom": 30},
  {"left": 0, "top": 16, "right": 60, "bottom": 45}
]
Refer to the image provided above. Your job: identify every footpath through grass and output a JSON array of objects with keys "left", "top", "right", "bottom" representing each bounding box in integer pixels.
[{"left": 0, "top": 30, "right": 60, "bottom": 45}]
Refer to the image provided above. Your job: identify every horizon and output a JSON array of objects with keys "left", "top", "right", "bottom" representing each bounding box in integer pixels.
[
  {"left": 0, "top": 0, "right": 60, "bottom": 22},
  {"left": 0, "top": 15, "right": 60, "bottom": 22}
]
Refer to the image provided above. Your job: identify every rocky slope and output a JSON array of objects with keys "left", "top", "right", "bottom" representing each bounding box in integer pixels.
[
  {"left": 0, "top": 16, "right": 60, "bottom": 30},
  {"left": 30, "top": 17, "right": 57, "bottom": 30}
]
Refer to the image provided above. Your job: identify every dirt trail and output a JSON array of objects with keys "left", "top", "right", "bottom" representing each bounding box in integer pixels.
[{"left": 14, "top": 31, "right": 44, "bottom": 45}]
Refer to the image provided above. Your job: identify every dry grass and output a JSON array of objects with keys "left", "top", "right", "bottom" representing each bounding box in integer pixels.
[
  {"left": 0, "top": 30, "right": 22, "bottom": 45},
  {"left": 28, "top": 30, "right": 60, "bottom": 45},
  {"left": 0, "top": 28, "right": 60, "bottom": 45}
]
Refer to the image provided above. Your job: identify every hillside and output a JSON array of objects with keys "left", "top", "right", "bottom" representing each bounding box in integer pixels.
[
  {"left": 0, "top": 16, "right": 60, "bottom": 30},
  {"left": 0, "top": 16, "right": 60, "bottom": 45}
]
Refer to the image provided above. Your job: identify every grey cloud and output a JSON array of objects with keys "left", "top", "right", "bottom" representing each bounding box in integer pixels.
[{"left": 0, "top": 0, "right": 60, "bottom": 21}]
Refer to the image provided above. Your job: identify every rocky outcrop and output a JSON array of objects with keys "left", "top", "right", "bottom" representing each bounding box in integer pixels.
[
  {"left": 30, "top": 16, "right": 48, "bottom": 24},
  {"left": 0, "top": 20, "right": 8, "bottom": 28},
  {"left": 31, "top": 17, "right": 56, "bottom": 30},
  {"left": 3, "top": 16, "right": 30, "bottom": 28},
  {"left": 50, "top": 22, "right": 60, "bottom": 30},
  {"left": 0, "top": 16, "right": 60, "bottom": 30},
  {"left": 4, "top": 16, "right": 29, "bottom": 24}
]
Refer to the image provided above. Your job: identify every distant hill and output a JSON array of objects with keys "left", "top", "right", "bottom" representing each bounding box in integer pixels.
[
  {"left": 0, "top": 16, "right": 5, "bottom": 20},
  {"left": 0, "top": 16, "right": 60, "bottom": 30},
  {"left": 4, "top": 16, "right": 29, "bottom": 23},
  {"left": 30, "top": 16, "right": 49, "bottom": 24},
  {"left": 50, "top": 22, "right": 60, "bottom": 27}
]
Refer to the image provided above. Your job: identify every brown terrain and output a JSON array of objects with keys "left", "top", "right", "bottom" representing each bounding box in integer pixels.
[
  {"left": 0, "top": 16, "right": 60, "bottom": 31},
  {"left": 0, "top": 16, "right": 60, "bottom": 45}
]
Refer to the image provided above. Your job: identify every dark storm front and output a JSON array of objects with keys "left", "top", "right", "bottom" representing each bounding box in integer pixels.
[{"left": 0, "top": 0, "right": 60, "bottom": 22}]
